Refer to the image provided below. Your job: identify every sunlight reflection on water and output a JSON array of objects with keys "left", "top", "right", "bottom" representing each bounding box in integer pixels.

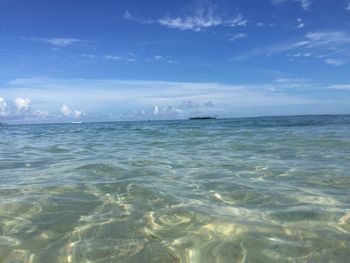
[{"left": 1, "top": 116, "right": 350, "bottom": 262}]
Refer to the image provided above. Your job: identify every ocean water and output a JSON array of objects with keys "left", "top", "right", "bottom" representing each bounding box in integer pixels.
[{"left": 1, "top": 115, "right": 350, "bottom": 263}]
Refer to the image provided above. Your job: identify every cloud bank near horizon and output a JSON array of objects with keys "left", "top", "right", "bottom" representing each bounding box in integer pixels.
[{"left": 1, "top": 77, "right": 349, "bottom": 123}]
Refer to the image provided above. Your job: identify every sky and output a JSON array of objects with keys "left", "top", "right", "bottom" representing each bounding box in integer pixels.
[{"left": 0, "top": 0, "right": 350, "bottom": 123}]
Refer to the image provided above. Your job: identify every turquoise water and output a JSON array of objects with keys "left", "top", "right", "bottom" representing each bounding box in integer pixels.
[{"left": 1, "top": 115, "right": 350, "bottom": 262}]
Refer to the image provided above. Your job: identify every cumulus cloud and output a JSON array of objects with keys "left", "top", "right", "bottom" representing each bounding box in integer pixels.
[
  {"left": 14, "top": 97, "right": 31, "bottom": 111},
  {"left": 0, "top": 97, "right": 8, "bottom": 116},
  {"left": 0, "top": 96, "right": 52, "bottom": 122},
  {"left": 7, "top": 77, "right": 340, "bottom": 121},
  {"left": 153, "top": 105, "right": 160, "bottom": 115},
  {"left": 61, "top": 104, "right": 72, "bottom": 116},
  {"left": 150, "top": 105, "right": 182, "bottom": 117},
  {"left": 61, "top": 104, "right": 85, "bottom": 118},
  {"left": 61, "top": 104, "right": 86, "bottom": 119},
  {"left": 74, "top": 110, "right": 85, "bottom": 118}
]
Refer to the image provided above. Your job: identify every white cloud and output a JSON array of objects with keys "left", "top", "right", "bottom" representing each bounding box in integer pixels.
[
  {"left": 46, "top": 38, "right": 81, "bottom": 47},
  {"left": 229, "top": 33, "right": 248, "bottom": 42},
  {"left": 346, "top": 1, "right": 350, "bottom": 10},
  {"left": 79, "top": 54, "right": 96, "bottom": 59},
  {"left": 235, "top": 31, "right": 350, "bottom": 65},
  {"left": 60, "top": 105, "right": 85, "bottom": 118},
  {"left": 153, "top": 105, "right": 159, "bottom": 115},
  {"left": 123, "top": 10, "right": 133, "bottom": 20},
  {"left": 154, "top": 55, "right": 163, "bottom": 61},
  {"left": 328, "top": 84, "right": 350, "bottom": 90},
  {"left": 0, "top": 96, "right": 51, "bottom": 122},
  {"left": 325, "top": 58, "right": 346, "bottom": 66},
  {"left": 305, "top": 31, "right": 350, "bottom": 44},
  {"left": 158, "top": 8, "right": 247, "bottom": 31},
  {"left": 272, "top": 0, "right": 312, "bottom": 10},
  {"left": 61, "top": 104, "right": 72, "bottom": 116},
  {"left": 122, "top": 10, "right": 153, "bottom": 24},
  {"left": 33, "top": 110, "right": 49, "bottom": 118},
  {"left": 14, "top": 97, "right": 31, "bottom": 111},
  {"left": 7, "top": 78, "right": 319, "bottom": 114},
  {"left": 298, "top": 0, "right": 312, "bottom": 10},
  {"left": 25, "top": 37, "right": 87, "bottom": 47},
  {"left": 148, "top": 105, "right": 181, "bottom": 117},
  {"left": 104, "top": 55, "right": 136, "bottom": 63},
  {"left": 274, "top": 78, "right": 309, "bottom": 85},
  {"left": 295, "top": 18, "right": 305, "bottom": 29},
  {"left": 74, "top": 110, "right": 85, "bottom": 118},
  {"left": 3, "top": 77, "right": 350, "bottom": 121},
  {"left": 124, "top": 6, "right": 247, "bottom": 32},
  {"left": 0, "top": 97, "right": 8, "bottom": 116},
  {"left": 150, "top": 55, "right": 176, "bottom": 64}
]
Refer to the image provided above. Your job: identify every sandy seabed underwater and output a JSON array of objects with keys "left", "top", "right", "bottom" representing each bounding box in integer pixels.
[{"left": 1, "top": 115, "right": 350, "bottom": 262}]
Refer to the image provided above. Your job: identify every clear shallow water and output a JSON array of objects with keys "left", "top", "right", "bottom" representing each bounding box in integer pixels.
[{"left": 1, "top": 115, "right": 350, "bottom": 263}]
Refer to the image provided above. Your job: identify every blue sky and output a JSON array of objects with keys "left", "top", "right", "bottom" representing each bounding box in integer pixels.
[{"left": 1, "top": 0, "right": 350, "bottom": 123}]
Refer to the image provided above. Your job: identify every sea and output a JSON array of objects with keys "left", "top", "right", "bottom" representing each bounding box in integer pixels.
[{"left": 1, "top": 115, "right": 350, "bottom": 263}]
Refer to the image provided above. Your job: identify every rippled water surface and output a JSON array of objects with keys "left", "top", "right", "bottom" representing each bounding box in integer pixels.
[{"left": 1, "top": 115, "right": 350, "bottom": 262}]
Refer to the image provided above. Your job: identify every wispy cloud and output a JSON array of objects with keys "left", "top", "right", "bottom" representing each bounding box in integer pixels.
[
  {"left": 271, "top": 0, "right": 313, "bottom": 10},
  {"left": 124, "top": 5, "right": 247, "bottom": 32},
  {"left": 295, "top": 18, "right": 305, "bottom": 29},
  {"left": 158, "top": 9, "right": 247, "bottom": 31},
  {"left": 235, "top": 31, "right": 350, "bottom": 65},
  {"left": 150, "top": 55, "right": 177, "bottom": 64},
  {"left": 229, "top": 33, "right": 248, "bottom": 42},
  {"left": 4, "top": 77, "right": 326, "bottom": 121},
  {"left": 78, "top": 54, "right": 96, "bottom": 59},
  {"left": 123, "top": 10, "right": 153, "bottom": 24},
  {"left": 123, "top": 10, "right": 133, "bottom": 20},
  {"left": 104, "top": 55, "right": 137, "bottom": 63},
  {"left": 325, "top": 58, "right": 345, "bottom": 66},
  {"left": 45, "top": 38, "right": 82, "bottom": 47},
  {"left": 298, "top": 0, "right": 312, "bottom": 10},
  {"left": 25, "top": 37, "right": 88, "bottom": 47},
  {"left": 328, "top": 84, "right": 350, "bottom": 90},
  {"left": 346, "top": 1, "right": 350, "bottom": 10}
]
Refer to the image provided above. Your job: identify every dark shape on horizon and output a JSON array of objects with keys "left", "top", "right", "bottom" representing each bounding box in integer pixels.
[{"left": 189, "top": 116, "right": 217, "bottom": 120}]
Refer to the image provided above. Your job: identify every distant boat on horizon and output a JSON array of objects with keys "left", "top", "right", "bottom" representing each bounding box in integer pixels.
[
  {"left": 71, "top": 121, "right": 83, "bottom": 124},
  {"left": 189, "top": 116, "right": 217, "bottom": 120}
]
